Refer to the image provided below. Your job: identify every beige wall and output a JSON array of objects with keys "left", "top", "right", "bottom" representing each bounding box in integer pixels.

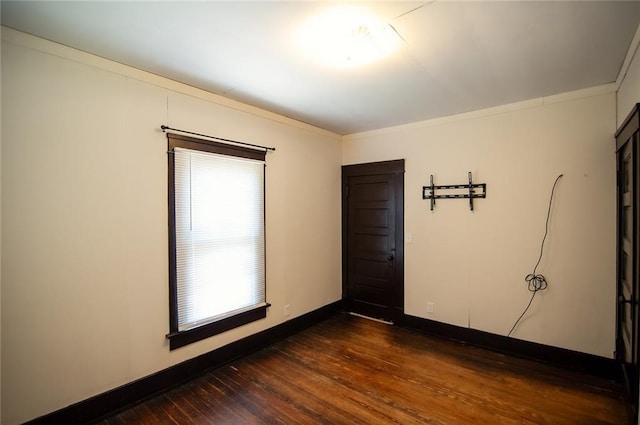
[
  {"left": 617, "top": 27, "right": 640, "bottom": 126},
  {"left": 1, "top": 28, "right": 342, "bottom": 424},
  {"left": 343, "top": 89, "right": 617, "bottom": 358}
]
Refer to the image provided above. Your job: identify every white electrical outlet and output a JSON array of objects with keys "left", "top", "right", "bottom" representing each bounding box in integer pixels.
[
  {"left": 284, "top": 304, "right": 291, "bottom": 317},
  {"left": 426, "top": 302, "right": 434, "bottom": 314}
]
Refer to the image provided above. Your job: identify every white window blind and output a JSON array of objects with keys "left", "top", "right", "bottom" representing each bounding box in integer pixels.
[{"left": 174, "top": 147, "right": 266, "bottom": 332}]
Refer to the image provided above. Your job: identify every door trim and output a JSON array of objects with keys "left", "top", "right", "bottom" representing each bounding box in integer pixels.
[{"left": 342, "top": 159, "right": 405, "bottom": 324}]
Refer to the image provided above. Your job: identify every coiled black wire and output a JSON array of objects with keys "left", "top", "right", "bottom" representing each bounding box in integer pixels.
[{"left": 507, "top": 174, "right": 563, "bottom": 337}]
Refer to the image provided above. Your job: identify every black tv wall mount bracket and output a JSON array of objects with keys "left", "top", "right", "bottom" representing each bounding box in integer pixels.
[{"left": 422, "top": 172, "right": 487, "bottom": 211}]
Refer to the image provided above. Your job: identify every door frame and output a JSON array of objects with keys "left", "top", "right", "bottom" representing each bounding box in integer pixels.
[{"left": 341, "top": 159, "right": 405, "bottom": 324}]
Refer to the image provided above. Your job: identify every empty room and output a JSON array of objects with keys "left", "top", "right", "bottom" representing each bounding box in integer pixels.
[{"left": 2, "top": 1, "right": 640, "bottom": 424}]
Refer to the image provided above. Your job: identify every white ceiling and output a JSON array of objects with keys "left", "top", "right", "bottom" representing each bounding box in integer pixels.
[{"left": 2, "top": 1, "right": 639, "bottom": 135}]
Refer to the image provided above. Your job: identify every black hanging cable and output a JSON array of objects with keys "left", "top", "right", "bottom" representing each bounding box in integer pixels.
[
  {"left": 160, "top": 125, "right": 276, "bottom": 152},
  {"left": 507, "top": 174, "right": 563, "bottom": 338}
]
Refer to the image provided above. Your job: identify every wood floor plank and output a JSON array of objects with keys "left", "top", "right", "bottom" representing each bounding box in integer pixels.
[
  {"left": 110, "top": 403, "right": 154, "bottom": 425},
  {"left": 179, "top": 379, "right": 233, "bottom": 424},
  {"left": 287, "top": 324, "right": 522, "bottom": 423},
  {"left": 233, "top": 361, "right": 338, "bottom": 424},
  {"left": 98, "top": 314, "right": 628, "bottom": 425},
  {"left": 165, "top": 382, "right": 216, "bottom": 425},
  {"left": 199, "top": 372, "right": 263, "bottom": 424},
  {"left": 249, "top": 347, "right": 419, "bottom": 425}
]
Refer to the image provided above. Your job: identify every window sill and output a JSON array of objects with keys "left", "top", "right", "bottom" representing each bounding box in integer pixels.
[{"left": 166, "top": 304, "right": 270, "bottom": 350}]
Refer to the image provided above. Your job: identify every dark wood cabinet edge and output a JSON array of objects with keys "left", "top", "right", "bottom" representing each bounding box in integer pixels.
[
  {"left": 616, "top": 103, "right": 640, "bottom": 152},
  {"left": 615, "top": 103, "right": 640, "bottom": 425},
  {"left": 24, "top": 300, "right": 344, "bottom": 425},
  {"left": 402, "top": 314, "right": 620, "bottom": 381}
]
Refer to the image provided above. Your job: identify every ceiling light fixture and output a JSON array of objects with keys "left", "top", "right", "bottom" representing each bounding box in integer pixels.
[{"left": 296, "top": 6, "right": 403, "bottom": 68}]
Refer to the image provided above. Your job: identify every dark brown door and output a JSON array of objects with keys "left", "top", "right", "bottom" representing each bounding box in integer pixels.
[
  {"left": 342, "top": 160, "right": 404, "bottom": 323},
  {"left": 616, "top": 104, "right": 640, "bottom": 424}
]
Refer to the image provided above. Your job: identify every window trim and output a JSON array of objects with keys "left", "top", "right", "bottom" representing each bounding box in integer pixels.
[{"left": 166, "top": 132, "right": 268, "bottom": 350}]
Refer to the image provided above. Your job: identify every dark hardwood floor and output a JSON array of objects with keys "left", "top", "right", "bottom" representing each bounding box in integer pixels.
[{"left": 99, "top": 313, "right": 628, "bottom": 424}]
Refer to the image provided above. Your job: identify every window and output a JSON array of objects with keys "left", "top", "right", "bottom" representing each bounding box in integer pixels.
[{"left": 166, "top": 132, "right": 268, "bottom": 350}]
